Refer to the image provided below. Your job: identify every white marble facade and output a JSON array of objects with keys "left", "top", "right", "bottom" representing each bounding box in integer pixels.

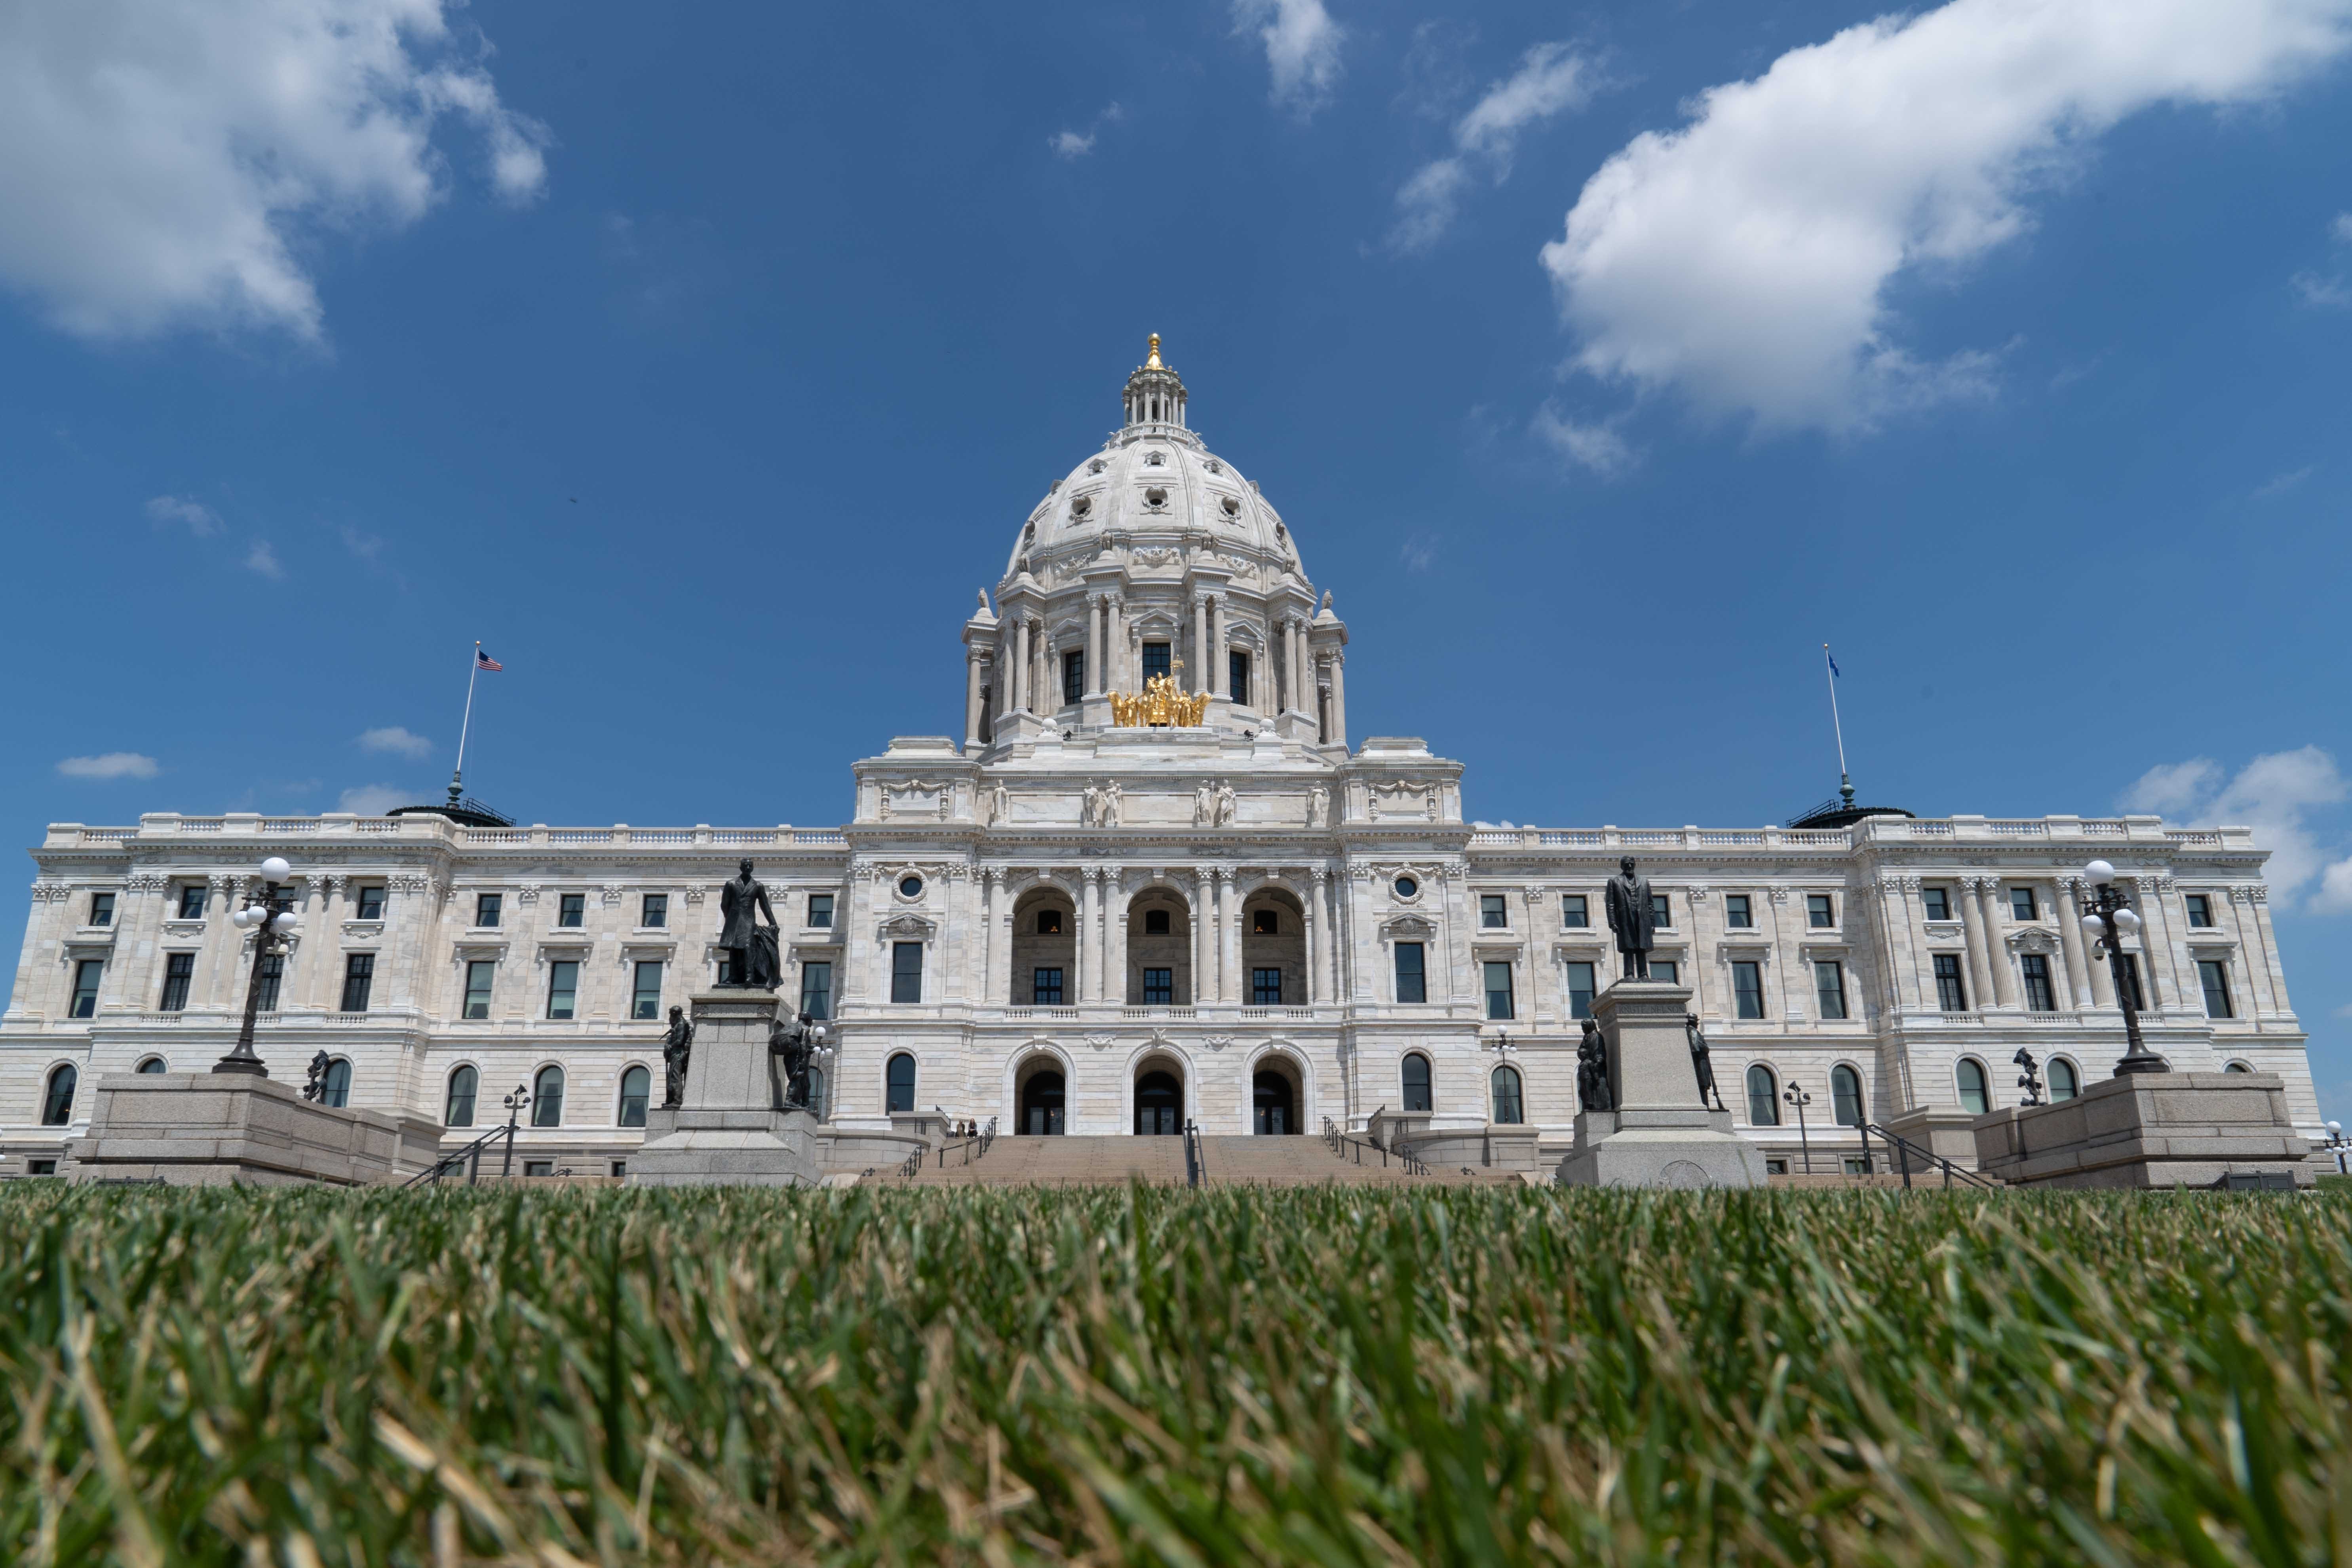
[{"left": 0, "top": 343, "right": 2321, "bottom": 1174}]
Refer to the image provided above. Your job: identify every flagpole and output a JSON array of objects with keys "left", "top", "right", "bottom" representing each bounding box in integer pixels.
[
  {"left": 1822, "top": 643, "right": 1852, "bottom": 804},
  {"left": 448, "top": 642, "right": 481, "bottom": 808}
]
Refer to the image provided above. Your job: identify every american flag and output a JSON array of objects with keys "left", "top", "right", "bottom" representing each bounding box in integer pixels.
[{"left": 477, "top": 648, "right": 504, "bottom": 672}]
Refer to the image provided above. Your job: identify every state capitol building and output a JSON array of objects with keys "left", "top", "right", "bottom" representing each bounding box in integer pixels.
[{"left": 1, "top": 342, "right": 2320, "bottom": 1178}]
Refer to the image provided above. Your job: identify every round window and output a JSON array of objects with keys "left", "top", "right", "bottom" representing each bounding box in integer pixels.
[
  {"left": 898, "top": 876, "right": 923, "bottom": 899},
  {"left": 1144, "top": 487, "right": 1167, "bottom": 507},
  {"left": 1221, "top": 495, "right": 1240, "bottom": 517},
  {"left": 1394, "top": 876, "right": 1418, "bottom": 899}
]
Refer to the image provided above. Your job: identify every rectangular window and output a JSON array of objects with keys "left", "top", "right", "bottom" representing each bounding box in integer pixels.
[
  {"left": 799, "top": 961, "right": 833, "bottom": 1020},
  {"left": 1394, "top": 942, "right": 1427, "bottom": 1004},
  {"left": 1143, "top": 967, "right": 1172, "bottom": 1004},
  {"left": 2185, "top": 893, "right": 2214, "bottom": 928},
  {"left": 354, "top": 885, "right": 385, "bottom": 921},
  {"left": 1032, "top": 967, "right": 1065, "bottom": 1005},
  {"left": 1228, "top": 649, "right": 1250, "bottom": 704},
  {"left": 177, "top": 885, "right": 207, "bottom": 920},
  {"left": 1141, "top": 641, "right": 1171, "bottom": 684},
  {"left": 88, "top": 892, "right": 114, "bottom": 927},
  {"left": 1484, "top": 960, "right": 1515, "bottom": 1021},
  {"left": 159, "top": 952, "right": 196, "bottom": 1012},
  {"left": 1807, "top": 894, "right": 1835, "bottom": 929},
  {"left": 523, "top": 1160, "right": 554, "bottom": 1178},
  {"left": 476, "top": 893, "right": 502, "bottom": 928},
  {"left": 545, "top": 960, "right": 578, "bottom": 1020},
  {"left": 2199, "top": 960, "right": 2234, "bottom": 1019},
  {"left": 1732, "top": 960, "right": 1764, "bottom": 1019},
  {"left": 255, "top": 952, "right": 283, "bottom": 1012},
  {"left": 1725, "top": 894, "right": 1752, "bottom": 929},
  {"left": 2117, "top": 952, "right": 2147, "bottom": 1011},
  {"left": 1814, "top": 960, "right": 1847, "bottom": 1020},
  {"left": 632, "top": 960, "right": 663, "bottom": 1020},
  {"left": 1561, "top": 894, "right": 1588, "bottom": 928},
  {"left": 1145, "top": 908, "right": 1170, "bottom": 935},
  {"left": 463, "top": 960, "right": 495, "bottom": 1019},
  {"left": 340, "top": 953, "right": 375, "bottom": 1013},
  {"left": 1566, "top": 961, "right": 1597, "bottom": 1019},
  {"left": 1479, "top": 893, "right": 1508, "bottom": 928},
  {"left": 558, "top": 893, "right": 585, "bottom": 928},
  {"left": 70, "top": 959, "right": 103, "bottom": 1019},
  {"left": 891, "top": 941, "right": 923, "bottom": 1004},
  {"left": 2009, "top": 886, "right": 2038, "bottom": 922},
  {"left": 1651, "top": 893, "right": 1672, "bottom": 929},
  {"left": 1061, "top": 648, "right": 1084, "bottom": 705},
  {"left": 641, "top": 893, "right": 667, "bottom": 928},
  {"left": 808, "top": 893, "right": 834, "bottom": 929},
  {"left": 1921, "top": 886, "right": 1951, "bottom": 922},
  {"left": 2021, "top": 954, "right": 2056, "bottom": 1012},
  {"left": 1650, "top": 959, "right": 1679, "bottom": 985},
  {"left": 1934, "top": 954, "right": 1968, "bottom": 1012},
  {"left": 1252, "top": 967, "right": 1282, "bottom": 1005}
]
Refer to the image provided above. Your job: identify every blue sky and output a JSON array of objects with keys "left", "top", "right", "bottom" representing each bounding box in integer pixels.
[{"left": 4, "top": 0, "right": 2351, "bottom": 1112}]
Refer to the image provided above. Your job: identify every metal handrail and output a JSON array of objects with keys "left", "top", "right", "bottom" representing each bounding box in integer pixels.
[
  {"left": 1859, "top": 1122, "right": 2001, "bottom": 1191},
  {"left": 1322, "top": 1117, "right": 1430, "bottom": 1177},
  {"left": 896, "top": 1145, "right": 924, "bottom": 1181},
  {"left": 933, "top": 1117, "right": 1001, "bottom": 1169},
  {"left": 1183, "top": 1119, "right": 1205, "bottom": 1188},
  {"left": 405, "top": 1121, "right": 515, "bottom": 1187}
]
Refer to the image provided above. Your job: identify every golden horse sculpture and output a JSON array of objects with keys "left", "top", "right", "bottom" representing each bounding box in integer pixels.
[{"left": 1110, "top": 673, "right": 1210, "bottom": 728}]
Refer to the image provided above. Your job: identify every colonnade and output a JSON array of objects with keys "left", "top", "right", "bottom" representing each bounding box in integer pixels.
[{"left": 975, "top": 868, "right": 1342, "bottom": 1006}]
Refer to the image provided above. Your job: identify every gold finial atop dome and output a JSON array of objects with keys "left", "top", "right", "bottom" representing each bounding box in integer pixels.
[{"left": 1145, "top": 332, "right": 1163, "bottom": 369}]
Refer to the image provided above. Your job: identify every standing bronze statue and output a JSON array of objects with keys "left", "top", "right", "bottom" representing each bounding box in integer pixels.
[
  {"left": 660, "top": 1005, "right": 694, "bottom": 1107},
  {"left": 1576, "top": 1017, "right": 1613, "bottom": 1114},
  {"left": 768, "top": 1012, "right": 823, "bottom": 1111},
  {"left": 716, "top": 859, "right": 780, "bottom": 989},
  {"left": 1603, "top": 856, "right": 1656, "bottom": 980},
  {"left": 1685, "top": 1013, "right": 1725, "bottom": 1112}
]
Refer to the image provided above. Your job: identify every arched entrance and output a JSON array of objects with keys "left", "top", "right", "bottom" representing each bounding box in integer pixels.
[
  {"left": 1252, "top": 1068, "right": 1299, "bottom": 1135},
  {"left": 1015, "top": 1055, "right": 1067, "bottom": 1135},
  {"left": 1135, "top": 1070, "right": 1182, "bottom": 1135}
]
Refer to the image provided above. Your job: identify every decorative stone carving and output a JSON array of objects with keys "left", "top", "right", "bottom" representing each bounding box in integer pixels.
[
  {"left": 1368, "top": 781, "right": 1436, "bottom": 822},
  {"left": 125, "top": 873, "right": 169, "bottom": 894},
  {"left": 1204, "top": 1035, "right": 1234, "bottom": 1051},
  {"left": 513, "top": 884, "right": 541, "bottom": 905},
  {"left": 1304, "top": 785, "right": 1328, "bottom": 829}
]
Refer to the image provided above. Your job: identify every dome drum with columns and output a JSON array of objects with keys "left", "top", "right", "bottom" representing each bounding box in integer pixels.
[{"left": 0, "top": 338, "right": 2318, "bottom": 1178}]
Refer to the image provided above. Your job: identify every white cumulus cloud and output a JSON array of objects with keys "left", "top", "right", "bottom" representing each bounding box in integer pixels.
[
  {"left": 2125, "top": 746, "right": 2348, "bottom": 901},
  {"left": 243, "top": 539, "right": 285, "bottom": 579},
  {"left": 1532, "top": 404, "right": 1637, "bottom": 478},
  {"left": 1233, "top": 0, "right": 1344, "bottom": 116},
  {"left": 0, "top": 0, "right": 549, "bottom": 341},
  {"left": 1541, "top": 0, "right": 2352, "bottom": 434},
  {"left": 1392, "top": 42, "right": 1596, "bottom": 253},
  {"left": 145, "top": 494, "right": 222, "bottom": 536},
  {"left": 358, "top": 726, "right": 434, "bottom": 760},
  {"left": 338, "top": 783, "right": 411, "bottom": 815},
  {"left": 58, "top": 752, "right": 159, "bottom": 780}
]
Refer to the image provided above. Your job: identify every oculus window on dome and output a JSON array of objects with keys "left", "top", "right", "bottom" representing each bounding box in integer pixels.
[{"left": 898, "top": 876, "right": 922, "bottom": 899}]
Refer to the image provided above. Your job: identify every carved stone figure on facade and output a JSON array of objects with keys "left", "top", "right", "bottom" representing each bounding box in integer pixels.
[
  {"left": 1082, "top": 783, "right": 1103, "bottom": 826},
  {"left": 1603, "top": 857, "right": 1656, "bottom": 980},
  {"left": 1103, "top": 780, "right": 1123, "bottom": 826},
  {"left": 989, "top": 783, "right": 1008, "bottom": 825},
  {"left": 300, "top": 1050, "right": 330, "bottom": 1102},
  {"left": 1194, "top": 781, "right": 1214, "bottom": 826},
  {"left": 661, "top": 1006, "right": 694, "bottom": 1107},
  {"left": 717, "top": 859, "right": 781, "bottom": 989},
  {"left": 1215, "top": 781, "right": 1238, "bottom": 826},
  {"left": 1576, "top": 1018, "right": 1613, "bottom": 1114},
  {"left": 1685, "top": 1013, "right": 1726, "bottom": 1111},
  {"left": 1305, "top": 785, "right": 1328, "bottom": 829}
]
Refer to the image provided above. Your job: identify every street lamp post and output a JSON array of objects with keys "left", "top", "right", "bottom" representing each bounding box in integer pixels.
[
  {"left": 2324, "top": 1120, "right": 2347, "bottom": 1176},
  {"left": 2078, "top": 860, "right": 2170, "bottom": 1076},
  {"left": 1783, "top": 1080, "right": 1814, "bottom": 1175},
  {"left": 500, "top": 1083, "right": 532, "bottom": 1177},
  {"left": 215, "top": 857, "right": 302, "bottom": 1076}
]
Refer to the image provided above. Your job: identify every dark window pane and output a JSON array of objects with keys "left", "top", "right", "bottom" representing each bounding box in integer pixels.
[
  {"left": 1251, "top": 908, "right": 1279, "bottom": 935},
  {"left": 1725, "top": 894, "right": 1751, "bottom": 929},
  {"left": 89, "top": 892, "right": 114, "bottom": 926},
  {"left": 1567, "top": 962, "right": 1596, "bottom": 1019},
  {"left": 1480, "top": 894, "right": 1506, "bottom": 928},
  {"left": 2199, "top": 960, "right": 2234, "bottom": 1019},
  {"left": 1921, "top": 887, "right": 1950, "bottom": 921},
  {"left": 1831, "top": 1064, "right": 1863, "bottom": 1127},
  {"left": 1145, "top": 908, "right": 1170, "bottom": 935},
  {"left": 1814, "top": 961, "right": 1846, "bottom": 1020},
  {"left": 322, "top": 1059, "right": 351, "bottom": 1108},
  {"left": 1062, "top": 649, "right": 1084, "bottom": 705},
  {"left": 1483, "top": 960, "right": 1514, "bottom": 1021},
  {"left": 1934, "top": 954, "right": 1968, "bottom": 1012},
  {"left": 1956, "top": 1059, "right": 1988, "bottom": 1115},
  {"left": 255, "top": 952, "right": 283, "bottom": 1012},
  {"left": 1252, "top": 967, "right": 1282, "bottom": 1005},
  {"left": 891, "top": 942, "right": 923, "bottom": 1004},
  {"left": 2009, "top": 887, "right": 2037, "bottom": 922},
  {"left": 799, "top": 962, "right": 833, "bottom": 1020},
  {"left": 2048, "top": 1059, "right": 2079, "bottom": 1100},
  {"left": 1746, "top": 1066, "right": 1778, "bottom": 1125},
  {"left": 70, "top": 959, "right": 103, "bottom": 1018},
  {"left": 476, "top": 893, "right": 502, "bottom": 927},
  {"left": 1650, "top": 960, "right": 1678, "bottom": 985},
  {"left": 1652, "top": 893, "right": 1672, "bottom": 927},
  {"left": 1033, "top": 967, "right": 1064, "bottom": 1005},
  {"left": 559, "top": 893, "right": 584, "bottom": 927},
  {"left": 1491, "top": 1066, "right": 1523, "bottom": 1125},
  {"left": 1806, "top": 894, "right": 1834, "bottom": 928},
  {"left": 619, "top": 1065, "right": 650, "bottom": 1127},
  {"left": 1142, "top": 642, "right": 1171, "bottom": 683},
  {"left": 178, "top": 885, "right": 207, "bottom": 920},
  {"left": 642, "top": 893, "right": 667, "bottom": 928},
  {"left": 1228, "top": 650, "right": 1249, "bottom": 703},
  {"left": 532, "top": 1067, "right": 564, "bottom": 1126},
  {"left": 886, "top": 1054, "right": 916, "bottom": 1113},
  {"left": 1036, "top": 908, "right": 1063, "bottom": 935},
  {"left": 1394, "top": 942, "right": 1426, "bottom": 1004},
  {"left": 355, "top": 886, "right": 385, "bottom": 921},
  {"left": 1142, "top": 967, "right": 1172, "bottom": 1004},
  {"left": 1733, "top": 961, "right": 1764, "bottom": 1019},
  {"left": 2185, "top": 894, "right": 2212, "bottom": 927},
  {"left": 2021, "top": 954, "right": 2055, "bottom": 1012},
  {"left": 545, "top": 960, "right": 576, "bottom": 1020},
  {"left": 632, "top": 960, "right": 663, "bottom": 1020},
  {"left": 445, "top": 1066, "right": 477, "bottom": 1127},
  {"left": 160, "top": 952, "right": 196, "bottom": 1012},
  {"left": 1561, "top": 894, "right": 1588, "bottom": 928},
  {"left": 463, "top": 960, "right": 494, "bottom": 1020},
  {"left": 1402, "top": 1054, "right": 1431, "bottom": 1112},
  {"left": 808, "top": 894, "right": 833, "bottom": 928},
  {"left": 40, "top": 1065, "right": 77, "bottom": 1126}
]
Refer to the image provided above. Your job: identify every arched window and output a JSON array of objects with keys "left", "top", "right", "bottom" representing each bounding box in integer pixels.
[
  {"left": 2223, "top": 1060, "right": 2254, "bottom": 1074},
  {"left": 618, "top": 1065, "right": 650, "bottom": 1128},
  {"left": 39, "top": 1064, "right": 77, "bottom": 1126},
  {"left": 445, "top": 1066, "right": 479, "bottom": 1127},
  {"left": 2047, "top": 1057, "right": 2079, "bottom": 1101},
  {"left": 886, "top": 1053, "right": 916, "bottom": 1114},
  {"left": 135, "top": 1057, "right": 167, "bottom": 1074},
  {"left": 1401, "top": 1053, "right": 1432, "bottom": 1114},
  {"left": 320, "top": 1058, "right": 352, "bottom": 1108},
  {"left": 1745, "top": 1065, "right": 1779, "bottom": 1126},
  {"left": 1490, "top": 1065, "right": 1524, "bottom": 1125},
  {"left": 1955, "top": 1058, "right": 1989, "bottom": 1115},
  {"left": 532, "top": 1065, "right": 565, "bottom": 1126},
  {"left": 1830, "top": 1064, "right": 1864, "bottom": 1127}
]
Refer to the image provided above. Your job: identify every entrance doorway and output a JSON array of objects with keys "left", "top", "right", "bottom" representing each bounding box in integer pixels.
[
  {"left": 1253, "top": 1069, "right": 1298, "bottom": 1135},
  {"left": 1135, "top": 1070, "right": 1182, "bottom": 1135},
  {"left": 1020, "top": 1070, "right": 1066, "bottom": 1135}
]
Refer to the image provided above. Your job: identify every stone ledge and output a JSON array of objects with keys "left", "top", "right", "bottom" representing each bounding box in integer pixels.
[{"left": 1973, "top": 1072, "right": 2313, "bottom": 1189}]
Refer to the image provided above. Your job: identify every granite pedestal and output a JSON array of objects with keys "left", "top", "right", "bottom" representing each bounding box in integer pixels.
[
  {"left": 63, "top": 1072, "right": 443, "bottom": 1186},
  {"left": 630, "top": 990, "right": 824, "bottom": 1187},
  {"left": 1557, "top": 981, "right": 1768, "bottom": 1189},
  {"left": 1972, "top": 1071, "right": 2314, "bottom": 1189}
]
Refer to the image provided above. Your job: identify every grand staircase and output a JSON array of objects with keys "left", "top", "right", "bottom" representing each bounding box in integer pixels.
[{"left": 884, "top": 1131, "right": 1511, "bottom": 1188}]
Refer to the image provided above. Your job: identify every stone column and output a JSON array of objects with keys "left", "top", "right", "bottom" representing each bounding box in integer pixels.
[
  {"left": 1081, "top": 868, "right": 1102, "bottom": 1003},
  {"left": 1318, "top": 870, "right": 1340, "bottom": 1003},
  {"left": 1976, "top": 880, "right": 2017, "bottom": 1008},
  {"left": 1191, "top": 870, "right": 1212, "bottom": 1006},
  {"left": 2135, "top": 877, "right": 2179, "bottom": 1011},
  {"left": 1302, "top": 876, "right": 1319, "bottom": 1004},
  {"left": 2057, "top": 878, "right": 2094, "bottom": 1009},
  {"left": 1108, "top": 596, "right": 1126, "bottom": 692},
  {"left": 1288, "top": 620, "right": 1306, "bottom": 715},
  {"left": 1329, "top": 654, "right": 1348, "bottom": 748},
  {"left": 979, "top": 870, "right": 1000, "bottom": 1005},
  {"left": 1100, "top": 870, "right": 1119, "bottom": 1004},
  {"left": 1955, "top": 878, "right": 1994, "bottom": 1013},
  {"left": 1086, "top": 598, "right": 1104, "bottom": 697},
  {"left": 1191, "top": 597, "right": 1209, "bottom": 692},
  {"left": 1011, "top": 621, "right": 1030, "bottom": 713},
  {"left": 964, "top": 654, "right": 985, "bottom": 747},
  {"left": 1219, "top": 869, "right": 1240, "bottom": 1002},
  {"left": 2246, "top": 888, "right": 2287, "bottom": 1018}
]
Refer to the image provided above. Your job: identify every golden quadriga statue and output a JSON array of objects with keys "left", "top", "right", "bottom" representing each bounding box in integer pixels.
[{"left": 1110, "top": 673, "right": 1209, "bottom": 728}]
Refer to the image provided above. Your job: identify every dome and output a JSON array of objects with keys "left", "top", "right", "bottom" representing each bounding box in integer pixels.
[{"left": 1000, "top": 336, "right": 1306, "bottom": 591}]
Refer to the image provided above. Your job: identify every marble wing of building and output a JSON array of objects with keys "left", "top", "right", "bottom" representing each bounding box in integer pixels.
[{"left": 2, "top": 340, "right": 2319, "bottom": 1177}]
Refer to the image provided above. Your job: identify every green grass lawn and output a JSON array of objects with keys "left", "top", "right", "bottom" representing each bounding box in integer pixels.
[{"left": 2, "top": 1184, "right": 2344, "bottom": 1565}]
